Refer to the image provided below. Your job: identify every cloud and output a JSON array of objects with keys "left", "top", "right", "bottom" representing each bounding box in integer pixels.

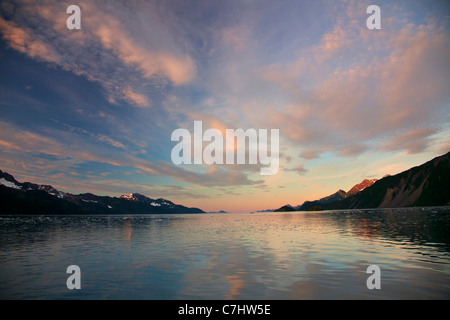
[
  {"left": 122, "top": 87, "right": 150, "bottom": 108},
  {"left": 258, "top": 5, "right": 450, "bottom": 157},
  {"left": 0, "top": 1, "right": 196, "bottom": 108},
  {"left": 381, "top": 127, "right": 438, "bottom": 154},
  {"left": 55, "top": 122, "right": 128, "bottom": 150},
  {"left": 94, "top": 134, "right": 127, "bottom": 150},
  {"left": 91, "top": 8, "right": 196, "bottom": 86},
  {"left": 338, "top": 144, "right": 369, "bottom": 157},
  {"left": 299, "top": 149, "right": 321, "bottom": 160},
  {"left": 0, "top": 121, "right": 261, "bottom": 188},
  {"left": 285, "top": 164, "right": 308, "bottom": 176},
  {"left": 313, "top": 24, "right": 352, "bottom": 63},
  {"left": 0, "top": 17, "right": 60, "bottom": 63}
]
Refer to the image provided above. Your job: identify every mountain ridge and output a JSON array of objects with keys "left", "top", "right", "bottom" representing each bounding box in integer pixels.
[
  {"left": 347, "top": 179, "right": 378, "bottom": 196},
  {"left": 0, "top": 170, "right": 204, "bottom": 215},
  {"left": 275, "top": 151, "right": 450, "bottom": 211},
  {"left": 280, "top": 179, "right": 378, "bottom": 212}
]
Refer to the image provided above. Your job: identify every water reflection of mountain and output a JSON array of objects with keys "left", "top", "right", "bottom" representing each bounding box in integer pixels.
[
  {"left": 0, "top": 215, "right": 180, "bottom": 251},
  {"left": 319, "top": 207, "right": 450, "bottom": 254}
]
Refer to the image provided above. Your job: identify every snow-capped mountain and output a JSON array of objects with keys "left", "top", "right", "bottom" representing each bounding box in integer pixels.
[
  {"left": 0, "top": 170, "right": 204, "bottom": 214},
  {"left": 0, "top": 170, "right": 65, "bottom": 198},
  {"left": 120, "top": 193, "right": 177, "bottom": 209},
  {"left": 0, "top": 170, "right": 22, "bottom": 189}
]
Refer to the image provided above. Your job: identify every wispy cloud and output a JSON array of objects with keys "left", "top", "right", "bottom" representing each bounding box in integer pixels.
[
  {"left": 0, "top": 121, "right": 261, "bottom": 188},
  {"left": 381, "top": 127, "right": 438, "bottom": 154},
  {"left": 0, "top": 0, "right": 196, "bottom": 108},
  {"left": 0, "top": 17, "right": 61, "bottom": 63},
  {"left": 254, "top": 3, "right": 450, "bottom": 159},
  {"left": 285, "top": 164, "right": 308, "bottom": 176}
]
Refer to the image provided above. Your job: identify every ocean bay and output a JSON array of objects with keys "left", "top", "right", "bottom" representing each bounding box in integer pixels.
[{"left": 1, "top": 207, "right": 449, "bottom": 300}]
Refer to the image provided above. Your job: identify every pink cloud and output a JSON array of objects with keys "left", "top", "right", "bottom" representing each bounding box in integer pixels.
[
  {"left": 0, "top": 17, "right": 60, "bottom": 63},
  {"left": 0, "top": 1, "right": 197, "bottom": 109},
  {"left": 122, "top": 87, "right": 150, "bottom": 108},
  {"left": 0, "top": 121, "right": 260, "bottom": 188},
  {"left": 89, "top": 5, "right": 196, "bottom": 86},
  {"left": 313, "top": 25, "right": 353, "bottom": 63},
  {"left": 260, "top": 19, "right": 450, "bottom": 157}
]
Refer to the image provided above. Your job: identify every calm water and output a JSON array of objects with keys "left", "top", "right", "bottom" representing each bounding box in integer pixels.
[{"left": 1, "top": 207, "right": 450, "bottom": 300}]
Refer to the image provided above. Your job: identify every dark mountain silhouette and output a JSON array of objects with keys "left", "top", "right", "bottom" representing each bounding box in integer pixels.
[
  {"left": 326, "top": 151, "right": 450, "bottom": 209},
  {"left": 0, "top": 170, "right": 204, "bottom": 215},
  {"left": 299, "top": 189, "right": 348, "bottom": 211},
  {"left": 274, "top": 178, "right": 379, "bottom": 212},
  {"left": 275, "top": 151, "right": 450, "bottom": 211},
  {"left": 274, "top": 204, "right": 296, "bottom": 212}
]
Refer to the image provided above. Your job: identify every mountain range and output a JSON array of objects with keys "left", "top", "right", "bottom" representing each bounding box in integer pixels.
[
  {"left": 0, "top": 170, "right": 204, "bottom": 214},
  {"left": 1, "top": 151, "right": 449, "bottom": 214},
  {"left": 275, "top": 151, "right": 450, "bottom": 211}
]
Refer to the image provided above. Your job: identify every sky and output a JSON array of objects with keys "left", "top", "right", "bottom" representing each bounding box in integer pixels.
[{"left": 0, "top": 0, "right": 449, "bottom": 212}]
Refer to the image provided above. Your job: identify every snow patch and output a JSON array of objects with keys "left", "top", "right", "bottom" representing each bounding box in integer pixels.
[
  {"left": 82, "top": 199, "right": 98, "bottom": 203},
  {"left": 47, "top": 192, "right": 64, "bottom": 198},
  {"left": 0, "top": 178, "right": 22, "bottom": 190}
]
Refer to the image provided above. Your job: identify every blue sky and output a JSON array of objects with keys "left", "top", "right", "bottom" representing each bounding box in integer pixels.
[{"left": 0, "top": 0, "right": 449, "bottom": 212}]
